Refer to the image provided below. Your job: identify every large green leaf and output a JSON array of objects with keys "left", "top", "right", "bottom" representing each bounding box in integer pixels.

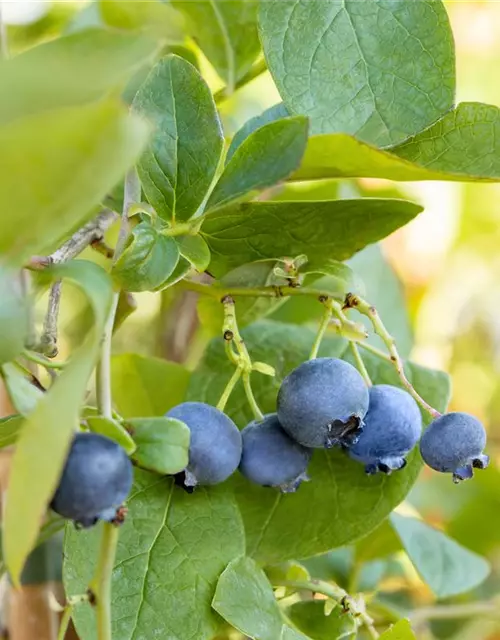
[
  {"left": 213, "top": 556, "right": 308, "bottom": 640},
  {"left": 287, "top": 601, "right": 357, "bottom": 640},
  {"left": 293, "top": 103, "right": 500, "bottom": 183},
  {"left": 0, "top": 269, "right": 28, "bottom": 364},
  {"left": 0, "top": 100, "right": 149, "bottom": 266},
  {"left": 110, "top": 353, "right": 190, "bottom": 418},
  {"left": 259, "top": 0, "right": 455, "bottom": 145},
  {"left": 99, "top": 0, "right": 185, "bottom": 41},
  {"left": 206, "top": 116, "right": 309, "bottom": 211},
  {"left": 227, "top": 103, "right": 290, "bottom": 162},
  {"left": 380, "top": 620, "right": 416, "bottom": 639},
  {"left": 173, "top": 0, "right": 260, "bottom": 92},
  {"left": 390, "top": 514, "right": 490, "bottom": 599},
  {"left": 201, "top": 199, "right": 423, "bottom": 278},
  {"left": 132, "top": 54, "right": 224, "bottom": 222},
  {"left": 187, "top": 321, "right": 450, "bottom": 564},
  {"left": 64, "top": 469, "right": 245, "bottom": 640},
  {"left": 0, "top": 363, "right": 44, "bottom": 416},
  {"left": 0, "top": 29, "right": 159, "bottom": 125},
  {"left": 111, "top": 221, "right": 180, "bottom": 292},
  {"left": 4, "top": 261, "right": 113, "bottom": 584}
]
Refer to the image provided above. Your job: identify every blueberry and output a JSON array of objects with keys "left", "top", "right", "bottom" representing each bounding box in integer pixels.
[
  {"left": 166, "top": 402, "right": 242, "bottom": 488},
  {"left": 277, "top": 358, "right": 369, "bottom": 449},
  {"left": 239, "top": 414, "right": 312, "bottom": 493},
  {"left": 349, "top": 384, "right": 421, "bottom": 474},
  {"left": 419, "top": 412, "right": 489, "bottom": 483},
  {"left": 51, "top": 433, "right": 133, "bottom": 528}
]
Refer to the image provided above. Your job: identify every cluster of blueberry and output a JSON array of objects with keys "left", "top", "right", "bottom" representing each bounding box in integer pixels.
[{"left": 50, "top": 357, "right": 489, "bottom": 529}]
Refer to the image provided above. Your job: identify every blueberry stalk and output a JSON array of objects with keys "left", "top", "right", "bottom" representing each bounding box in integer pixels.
[
  {"left": 349, "top": 341, "right": 372, "bottom": 387},
  {"left": 221, "top": 296, "right": 264, "bottom": 421},
  {"left": 309, "top": 302, "right": 333, "bottom": 359},
  {"left": 217, "top": 366, "right": 242, "bottom": 412},
  {"left": 92, "top": 523, "right": 120, "bottom": 640},
  {"left": 345, "top": 294, "right": 441, "bottom": 419}
]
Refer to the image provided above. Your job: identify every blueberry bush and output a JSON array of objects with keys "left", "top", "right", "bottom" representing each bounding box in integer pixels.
[{"left": 0, "top": 1, "right": 498, "bottom": 638}]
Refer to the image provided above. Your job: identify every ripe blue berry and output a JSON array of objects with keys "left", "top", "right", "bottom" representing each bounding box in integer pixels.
[
  {"left": 166, "top": 402, "right": 242, "bottom": 488},
  {"left": 239, "top": 414, "right": 312, "bottom": 493},
  {"left": 419, "top": 412, "right": 489, "bottom": 483},
  {"left": 277, "top": 358, "right": 369, "bottom": 449},
  {"left": 349, "top": 384, "right": 421, "bottom": 474},
  {"left": 51, "top": 433, "right": 133, "bottom": 528}
]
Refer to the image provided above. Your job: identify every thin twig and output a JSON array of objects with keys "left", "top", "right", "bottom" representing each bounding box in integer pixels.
[
  {"left": 31, "top": 209, "right": 118, "bottom": 356},
  {"left": 410, "top": 599, "right": 500, "bottom": 624},
  {"left": 357, "top": 341, "right": 392, "bottom": 362},
  {"left": 345, "top": 294, "right": 441, "bottom": 419}
]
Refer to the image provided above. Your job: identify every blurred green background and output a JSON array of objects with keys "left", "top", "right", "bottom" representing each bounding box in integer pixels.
[{"left": 6, "top": 0, "right": 500, "bottom": 637}]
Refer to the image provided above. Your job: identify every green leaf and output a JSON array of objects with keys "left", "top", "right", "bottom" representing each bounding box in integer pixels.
[
  {"left": 111, "top": 222, "right": 180, "bottom": 292},
  {"left": 85, "top": 416, "right": 136, "bottom": 455},
  {"left": 355, "top": 519, "right": 402, "bottom": 564},
  {"left": 0, "top": 100, "right": 149, "bottom": 266},
  {"left": 127, "top": 416, "right": 190, "bottom": 475},
  {"left": 176, "top": 234, "right": 211, "bottom": 272},
  {"left": 197, "top": 260, "right": 289, "bottom": 334},
  {"left": 0, "top": 268, "right": 28, "bottom": 364},
  {"left": 0, "top": 415, "right": 24, "bottom": 448},
  {"left": 259, "top": 0, "right": 455, "bottom": 145},
  {"left": 201, "top": 199, "right": 423, "bottom": 278},
  {"left": 132, "top": 54, "right": 224, "bottom": 222},
  {"left": 187, "top": 321, "right": 450, "bottom": 563},
  {"left": 213, "top": 556, "right": 294, "bottom": 640},
  {"left": 64, "top": 469, "right": 245, "bottom": 640},
  {"left": 110, "top": 353, "right": 190, "bottom": 418},
  {"left": 380, "top": 619, "right": 416, "bottom": 639},
  {"left": 287, "top": 601, "right": 357, "bottom": 640},
  {"left": 294, "top": 103, "right": 500, "bottom": 183},
  {"left": 206, "top": 116, "right": 309, "bottom": 211},
  {"left": 0, "top": 29, "right": 159, "bottom": 125},
  {"left": 172, "top": 0, "right": 260, "bottom": 92},
  {"left": 4, "top": 261, "right": 113, "bottom": 584},
  {"left": 227, "top": 103, "right": 289, "bottom": 162},
  {"left": 99, "top": 0, "right": 185, "bottom": 41},
  {"left": 390, "top": 514, "right": 490, "bottom": 599},
  {"left": 1, "top": 363, "right": 44, "bottom": 415}
]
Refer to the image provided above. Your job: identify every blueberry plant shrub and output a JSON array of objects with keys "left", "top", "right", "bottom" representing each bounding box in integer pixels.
[{"left": 0, "top": 0, "right": 498, "bottom": 639}]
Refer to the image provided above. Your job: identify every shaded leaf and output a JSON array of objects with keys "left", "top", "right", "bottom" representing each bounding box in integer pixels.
[
  {"left": 176, "top": 234, "right": 211, "bottom": 272},
  {"left": 390, "top": 514, "right": 490, "bottom": 599},
  {"left": 227, "top": 103, "right": 289, "bottom": 162},
  {"left": 380, "top": 619, "right": 416, "bottom": 639},
  {"left": 259, "top": 0, "right": 455, "bottom": 145},
  {"left": 294, "top": 103, "right": 500, "bottom": 183},
  {"left": 111, "top": 353, "right": 190, "bottom": 418},
  {"left": 287, "top": 601, "right": 357, "bottom": 640},
  {"left": 173, "top": 0, "right": 260, "bottom": 91},
  {"left": 112, "top": 222, "right": 180, "bottom": 292},
  {"left": 85, "top": 416, "right": 136, "bottom": 455},
  {"left": 99, "top": 0, "right": 185, "bottom": 41},
  {"left": 127, "top": 416, "right": 190, "bottom": 475},
  {"left": 201, "top": 199, "right": 423, "bottom": 278},
  {"left": 4, "top": 261, "right": 113, "bottom": 584},
  {"left": 64, "top": 469, "right": 245, "bottom": 640},
  {"left": 0, "top": 269, "right": 28, "bottom": 364},
  {"left": 0, "top": 100, "right": 149, "bottom": 266},
  {"left": 212, "top": 556, "right": 288, "bottom": 640},
  {"left": 355, "top": 519, "right": 402, "bottom": 563},
  {"left": 0, "top": 29, "right": 159, "bottom": 125},
  {"left": 0, "top": 415, "right": 24, "bottom": 448},
  {"left": 206, "top": 116, "right": 309, "bottom": 210},
  {"left": 187, "top": 321, "right": 450, "bottom": 563},
  {"left": 132, "top": 54, "right": 224, "bottom": 222},
  {"left": 1, "top": 363, "right": 44, "bottom": 415}
]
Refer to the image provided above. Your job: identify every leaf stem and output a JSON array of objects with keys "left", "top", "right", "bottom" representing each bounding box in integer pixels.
[
  {"left": 271, "top": 579, "right": 379, "bottom": 638},
  {"left": 221, "top": 296, "right": 263, "bottom": 421},
  {"left": 357, "top": 341, "right": 392, "bottom": 362},
  {"left": 309, "top": 302, "right": 333, "bottom": 359},
  {"left": 22, "top": 350, "right": 66, "bottom": 370},
  {"left": 345, "top": 294, "right": 441, "bottom": 419},
  {"left": 57, "top": 605, "right": 73, "bottom": 640},
  {"left": 349, "top": 342, "right": 372, "bottom": 387},
  {"left": 92, "top": 523, "right": 120, "bottom": 640},
  {"left": 217, "top": 366, "right": 242, "bottom": 412}
]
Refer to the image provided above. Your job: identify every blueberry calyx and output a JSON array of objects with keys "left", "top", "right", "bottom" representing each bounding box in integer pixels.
[{"left": 325, "top": 415, "right": 363, "bottom": 448}]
